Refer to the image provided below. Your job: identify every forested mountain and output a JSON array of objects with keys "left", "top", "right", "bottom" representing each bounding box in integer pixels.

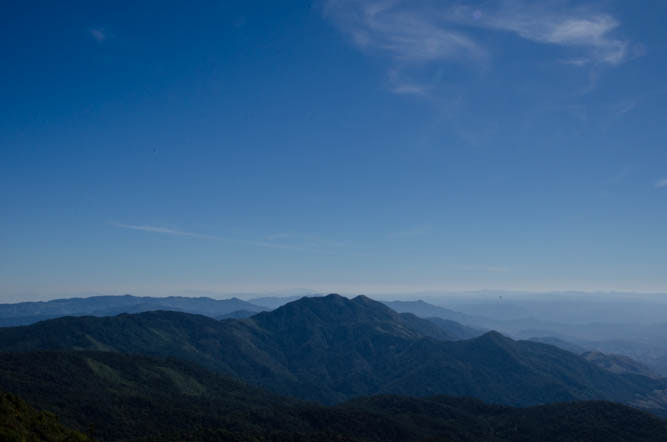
[
  {"left": 0, "top": 294, "right": 665, "bottom": 410},
  {"left": 1, "top": 351, "right": 666, "bottom": 442}
]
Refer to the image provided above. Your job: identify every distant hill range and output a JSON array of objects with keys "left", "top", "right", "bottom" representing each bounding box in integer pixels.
[
  {"left": 582, "top": 351, "right": 661, "bottom": 379},
  {"left": 216, "top": 309, "right": 263, "bottom": 320},
  {"left": 528, "top": 336, "right": 588, "bottom": 354},
  {"left": 0, "top": 294, "right": 665, "bottom": 413},
  {"left": 382, "top": 299, "right": 475, "bottom": 323},
  {"left": 0, "top": 294, "right": 267, "bottom": 326},
  {"left": 383, "top": 298, "right": 667, "bottom": 378},
  {"left": 1, "top": 350, "right": 666, "bottom": 442},
  {"left": 382, "top": 299, "right": 486, "bottom": 339}
]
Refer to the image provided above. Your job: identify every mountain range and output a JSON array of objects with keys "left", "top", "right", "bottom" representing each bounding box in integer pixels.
[
  {"left": 382, "top": 297, "right": 667, "bottom": 378},
  {"left": 0, "top": 294, "right": 665, "bottom": 413}
]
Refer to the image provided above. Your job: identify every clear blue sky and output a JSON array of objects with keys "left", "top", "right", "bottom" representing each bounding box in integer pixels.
[{"left": 2, "top": 1, "right": 667, "bottom": 301}]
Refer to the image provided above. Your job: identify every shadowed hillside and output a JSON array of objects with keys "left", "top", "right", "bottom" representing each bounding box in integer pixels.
[
  {"left": 1, "top": 351, "right": 666, "bottom": 442},
  {"left": 0, "top": 390, "right": 92, "bottom": 442}
]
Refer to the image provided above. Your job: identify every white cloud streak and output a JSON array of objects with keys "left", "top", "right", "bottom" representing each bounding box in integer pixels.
[
  {"left": 655, "top": 179, "right": 667, "bottom": 189},
  {"left": 111, "top": 223, "right": 348, "bottom": 254},
  {"left": 386, "top": 68, "right": 431, "bottom": 96},
  {"left": 324, "top": 0, "right": 485, "bottom": 63},
  {"left": 112, "top": 223, "right": 212, "bottom": 238},
  {"left": 448, "top": 2, "right": 630, "bottom": 65},
  {"left": 323, "top": 0, "right": 486, "bottom": 95},
  {"left": 323, "top": 1, "right": 635, "bottom": 95}
]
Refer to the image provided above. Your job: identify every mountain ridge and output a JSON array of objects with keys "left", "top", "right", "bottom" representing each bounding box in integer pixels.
[{"left": 0, "top": 294, "right": 664, "bottom": 410}]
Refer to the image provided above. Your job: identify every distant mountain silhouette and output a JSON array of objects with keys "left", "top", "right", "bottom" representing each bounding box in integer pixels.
[
  {"left": 583, "top": 351, "right": 660, "bottom": 378},
  {"left": 216, "top": 309, "right": 262, "bottom": 320},
  {"left": 423, "top": 316, "right": 486, "bottom": 339},
  {"left": 0, "top": 294, "right": 665, "bottom": 410},
  {"left": 383, "top": 299, "right": 473, "bottom": 323},
  {"left": 528, "top": 337, "right": 662, "bottom": 380},
  {"left": 382, "top": 299, "right": 489, "bottom": 339},
  {"left": 247, "top": 294, "right": 312, "bottom": 309},
  {"left": 0, "top": 294, "right": 266, "bottom": 326},
  {"left": 528, "top": 336, "right": 588, "bottom": 354}
]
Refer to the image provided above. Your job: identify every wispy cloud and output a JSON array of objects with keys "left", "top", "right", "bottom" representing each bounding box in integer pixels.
[
  {"left": 610, "top": 99, "right": 637, "bottom": 116},
  {"left": 322, "top": 1, "right": 636, "bottom": 95},
  {"left": 90, "top": 28, "right": 107, "bottom": 43},
  {"left": 323, "top": 0, "right": 486, "bottom": 95},
  {"left": 655, "top": 179, "right": 667, "bottom": 189},
  {"left": 323, "top": 0, "right": 485, "bottom": 62},
  {"left": 111, "top": 223, "right": 214, "bottom": 239},
  {"left": 386, "top": 69, "right": 431, "bottom": 96},
  {"left": 263, "top": 232, "right": 352, "bottom": 249},
  {"left": 389, "top": 81, "right": 430, "bottom": 96},
  {"left": 111, "top": 223, "right": 351, "bottom": 254},
  {"left": 449, "top": 2, "right": 630, "bottom": 66},
  {"left": 561, "top": 57, "right": 591, "bottom": 67}
]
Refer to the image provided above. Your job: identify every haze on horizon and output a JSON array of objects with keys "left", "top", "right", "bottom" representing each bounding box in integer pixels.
[{"left": 2, "top": 1, "right": 667, "bottom": 302}]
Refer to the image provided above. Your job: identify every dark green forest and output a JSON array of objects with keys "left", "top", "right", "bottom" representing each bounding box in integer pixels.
[
  {"left": 0, "top": 391, "right": 91, "bottom": 442},
  {"left": 1, "top": 351, "right": 667, "bottom": 442}
]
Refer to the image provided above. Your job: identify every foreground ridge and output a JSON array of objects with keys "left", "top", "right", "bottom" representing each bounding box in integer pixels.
[{"left": 1, "top": 351, "right": 666, "bottom": 442}]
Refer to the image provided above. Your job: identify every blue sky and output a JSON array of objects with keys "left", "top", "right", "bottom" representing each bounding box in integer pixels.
[{"left": 2, "top": 0, "right": 667, "bottom": 301}]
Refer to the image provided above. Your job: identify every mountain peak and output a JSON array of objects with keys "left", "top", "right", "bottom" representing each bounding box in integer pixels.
[
  {"left": 248, "top": 293, "right": 459, "bottom": 345},
  {"left": 478, "top": 330, "right": 512, "bottom": 343},
  {"left": 472, "top": 330, "right": 516, "bottom": 351},
  {"left": 351, "top": 294, "right": 376, "bottom": 304},
  {"left": 253, "top": 293, "right": 399, "bottom": 328}
]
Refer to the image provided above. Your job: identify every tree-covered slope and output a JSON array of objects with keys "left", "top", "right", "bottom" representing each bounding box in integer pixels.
[
  {"left": 1, "top": 351, "right": 666, "bottom": 442},
  {"left": 0, "top": 351, "right": 300, "bottom": 442},
  {"left": 0, "top": 391, "right": 92, "bottom": 442}
]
